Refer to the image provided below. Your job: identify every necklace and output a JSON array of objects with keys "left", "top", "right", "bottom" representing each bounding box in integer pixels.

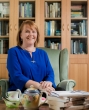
[
  {"left": 22, "top": 48, "right": 36, "bottom": 63},
  {"left": 31, "top": 60, "right": 35, "bottom": 63}
]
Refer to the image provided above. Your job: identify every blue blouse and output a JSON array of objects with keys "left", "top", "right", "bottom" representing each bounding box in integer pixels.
[{"left": 7, "top": 46, "right": 56, "bottom": 92}]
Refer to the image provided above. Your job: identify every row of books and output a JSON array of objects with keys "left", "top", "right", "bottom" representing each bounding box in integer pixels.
[
  {"left": 45, "top": 40, "right": 61, "bottom": 50},
  {"left": 0, "top": 39, "right": 9, "bottom": 54},
  {"left": 71, "top": 5, "right": 87, "bottom": 18},
  {"left": 0, "top": 3, "right": 9, "bottom": 18},
  {"left": 45, "top": 21, "right": 61, "bottom": 36},
  {"left": 0, "top": 21, "right": 9, "bottom": 36},
  {"left": 19, "top": 2, "right": 34, "bottom": 17},
  {"left": 45, "top": 20, "right": 87, "bottom": 36},
  {"left": 71, "top": 39, "right": 86, "bottom": 54},
  {"left": 45, "top": 2, "right": 61, "bottom": 18},
  {"left": 71, "top": 11, "right": 83, "bottom": 18},
  {"left": 71, "top": 20, "right": 87, "bottom": 36}
]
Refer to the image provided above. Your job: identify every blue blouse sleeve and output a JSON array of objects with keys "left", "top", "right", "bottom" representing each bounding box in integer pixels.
[{"left": 7, "top": 48, "right": 29, "bottom": 90}]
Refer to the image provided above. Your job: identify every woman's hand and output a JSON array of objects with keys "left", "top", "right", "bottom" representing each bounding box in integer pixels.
[
  {"left": 40, "top": 81, "right": 52, "bottom": 88},
  {"left": 38, "top": 83, "right": 55, "bottom": 95},
  {"left": 39, "top": 81, "right": 55, "bottom": 95},
  {"left": 44, "top": 86, "right": 55, "bottom": 95}
]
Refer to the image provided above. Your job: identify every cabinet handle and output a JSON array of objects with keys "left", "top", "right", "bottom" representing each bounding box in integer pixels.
[
  {"left": 14, "top": 24, "right": 17, "bottom": 30},
  {"left": 10, "top": 25, "right": 12, "bottom": 31},
  {"left": 67, "top": 24, "right": 69, "bottom": 31},
  {"left": 62, "top": 24, "right": 64, "bottom": 31}
]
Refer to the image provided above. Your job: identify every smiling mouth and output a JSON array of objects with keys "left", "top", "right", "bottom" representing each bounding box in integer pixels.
[{"left": 27, "top": 37, "right": 34, "bottom": 40}]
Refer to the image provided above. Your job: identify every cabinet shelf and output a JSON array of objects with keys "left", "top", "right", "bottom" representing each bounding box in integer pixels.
[
  {"left": 45, "top": 18, "right": 61, "bottom": 20},
  {"left": 0, "top": 35, "right": 9, "bottom": 38},
  {"left": 71, "top": 36, "right": 87, "bottom": 38},
  {"left": 19, "top": 0, "right": 35, "bottom": 1},
  {"left": 0, "top": 18, "right": 9, "bottom": 20},
  {"left": 45, "top": 36, "right": 61, "bottom": 38},
  {"left": 19, "top": 17, "right": 35, "bottom": 20},
  {"left": 71, "top": 18, "right": 87, "bottom": 20}
]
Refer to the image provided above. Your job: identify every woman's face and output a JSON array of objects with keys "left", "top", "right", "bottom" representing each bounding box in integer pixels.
[{"left": 20, "top": 24, "right": 37, "bottom": 46}]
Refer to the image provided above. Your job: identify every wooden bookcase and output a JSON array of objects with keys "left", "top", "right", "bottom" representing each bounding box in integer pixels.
[
  {"left": 40, "top": 0, "right": 89, "bottom": 91},
  {"left": 0, "top": 0, "right": 89, "bottom": 91},
  {"left": 0, "top": 0, "right": 41, "bottom": 78}
]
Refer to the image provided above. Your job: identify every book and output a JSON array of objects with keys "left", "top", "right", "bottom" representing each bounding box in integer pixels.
[
  {"left": 21, "top": 3, "right": 24, "bottom": 17},
  {"left": 24, "top": 3, "right": 27, "bottom": 17},
  {"left": 29, "top": 4, "right": 32, "bottom": 17},
  {"left": 19, "top": 3, "right": 22, "bottom": 17},
  {"left": 48, "top": 95, "right": 69, "bottom": 103},
  {"left": 50, "top": 91, "right": 89, "bottom": 98},
  {"left": 0, "top": 39, "right": 9, "bottom": 54},
  {"left": 3, "top": 3, "right": 9, "bottom": 18},
  {"left": 0, "top": 3, "right": 3, "bottom": 17},
  {"left": 45, "top": 2, "right": 48, "bottom": 18}
]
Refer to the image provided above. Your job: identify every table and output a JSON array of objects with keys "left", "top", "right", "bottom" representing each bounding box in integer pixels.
[
  {"left": 0, "top": 100, "right": 53, "bottom": 110},
  {"left": 0, "top": 99, "right": 89, "bottom": 110}
]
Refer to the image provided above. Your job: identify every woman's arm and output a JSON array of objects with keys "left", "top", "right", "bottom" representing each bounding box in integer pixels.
[{"left": 7, "top": 48, "right": 43, "bottom": 91}]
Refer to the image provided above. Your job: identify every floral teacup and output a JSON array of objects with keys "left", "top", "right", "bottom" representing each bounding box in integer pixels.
[{"left": 2, "top": 89, "right": 21, "bottom": 108}]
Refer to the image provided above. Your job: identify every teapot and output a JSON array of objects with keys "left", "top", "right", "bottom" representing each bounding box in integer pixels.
[{"left": 20, "top": 85, "right": 48, "bottom": 109}]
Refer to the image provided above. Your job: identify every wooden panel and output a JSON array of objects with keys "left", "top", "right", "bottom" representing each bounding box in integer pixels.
[
  {"left": 9, "top": 0, "right": 15, "bottom": 48},
  {"left": 39, "top": 0, "right": 45, "bottom": 47},
  {"left": 0, "top": 64, "right": 8, "bottom": 79},
  {"left": 35, "top": 0, "right": 41, "bottom": 47},
  {"left": 69, "top": 59, "right": 88, "bottom": 91},
  {"left": 61, "top": 0, "right": 67, "bottom": 49},
  {"left": 13, "top": 0, "right": 19, "bottom": 46},
  {"left": 66, "top": 0, "right": 71, "bottom": 52}
]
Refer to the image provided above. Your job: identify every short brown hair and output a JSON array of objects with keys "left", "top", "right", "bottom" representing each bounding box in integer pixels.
[{"left": 17, "top": 20, "right": 40, "bottom": 46}]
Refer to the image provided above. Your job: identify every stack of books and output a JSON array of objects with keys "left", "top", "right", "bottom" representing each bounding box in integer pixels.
[{"left": 48, "top": 91, "right": 89, "bottom": 110}]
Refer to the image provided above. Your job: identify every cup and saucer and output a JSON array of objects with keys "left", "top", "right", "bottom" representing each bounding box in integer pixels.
[{"left": 72, "top": 31, "right": 79, "bottom": 36}]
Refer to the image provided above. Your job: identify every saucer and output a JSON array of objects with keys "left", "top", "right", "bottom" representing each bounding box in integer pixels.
[{"left": 2, "top": 97, "right": 20, "bottom": 108}]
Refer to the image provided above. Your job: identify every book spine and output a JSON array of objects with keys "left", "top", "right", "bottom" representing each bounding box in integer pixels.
[
  {"left": 0, "top": 39, "right": 3, "bottom": 54},
  {"left": 24, "top": 3, "right": 27, "bottom": 17},
  {"left": 0, "top": 3, "right": 3, "bottom": 17},
  {"left": 45, "top": 2, "right": 47, "bottom": 18},
  {"left": 27, "top": 2, "right": 30, "bottom": 17},
  {"left": 0, "top": 22, "right": 1, "bottom": 36},
  {"left": 29, "top": 4, "right": 32, "bottom": 17},
  {"left": 3, "top": 3, "right": 9, "bottom": 17}
]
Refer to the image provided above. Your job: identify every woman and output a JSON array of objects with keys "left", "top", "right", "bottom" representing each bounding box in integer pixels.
[
  {"left": 7, "top": 20, "right": 65, "bottom": 94},
  {"left": 7, "top": 20, "right": 56, "bottom": 94}
]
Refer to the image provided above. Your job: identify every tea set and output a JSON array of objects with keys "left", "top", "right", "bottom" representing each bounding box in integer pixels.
[{"left": 2, "top": 85, "right": 48, "bottom": 109}]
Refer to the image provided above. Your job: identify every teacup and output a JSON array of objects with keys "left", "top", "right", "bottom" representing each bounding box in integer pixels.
[
  {"left": 20, "top": 87, "right": 48, "bottom": 109},
  {"left": 2, "top": 97, "right": 20, "bottom": 108},
  {"left": 5, "top": 89, "right": 21, "bottom": 101},
  {"left": 2, "top": 89, "right": 21, "bottom": 108}
]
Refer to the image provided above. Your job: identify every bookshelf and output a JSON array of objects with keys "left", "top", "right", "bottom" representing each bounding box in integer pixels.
[
  {"left": 0, "top": 0, "right": 89, "bottom": 91},
  {"left": 0, "top": 2, "right": 9, "bottom": 54},
  {"left": 44, "top": 1, "right": 61, "bottom": 49},
  {"left": 40, "top": 0, "right": 67, "bottom": 49},
  {"left": 70, "top": 1, "right": 87, "bottom": 54},
  {"left": 40, "top": 0, "right": 89, "bottom": 91},
  {"left": 0, "top": 0, "right": 40, "bottom": 79},
  {"left": 66, "top": 0, "right": 89, "bottom": 92}
]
